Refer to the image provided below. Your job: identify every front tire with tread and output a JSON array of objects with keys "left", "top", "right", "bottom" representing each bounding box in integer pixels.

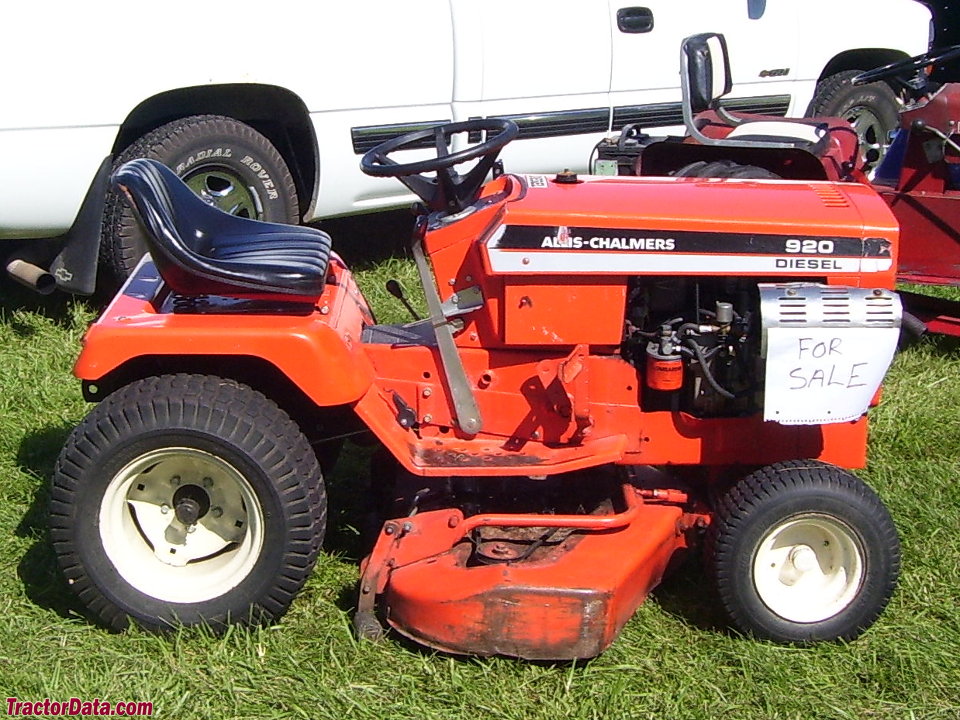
[
  {"left": 50, "top": 374, "right": 325, "bottom": 631},
  {"left": 707, "top": 460, "right": 899, "bottom": 643}
]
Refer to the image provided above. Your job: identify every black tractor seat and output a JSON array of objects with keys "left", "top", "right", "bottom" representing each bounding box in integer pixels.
[
  {"left": 681, "top": 32, "right": 835, "bottom": 156},
  {"left": 111, "top": 158, "right": 332, "bottom": 301}
]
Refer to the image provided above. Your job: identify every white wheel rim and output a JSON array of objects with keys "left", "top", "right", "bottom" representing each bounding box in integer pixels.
[
  {"left": 752, "top": 513, "right": 864, "bottom": 623},
  {"left": 99, "top": 447, "right": 264, "bottom": 604}
]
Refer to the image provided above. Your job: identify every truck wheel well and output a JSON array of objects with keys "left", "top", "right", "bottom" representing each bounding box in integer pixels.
[
  {"left": 818, "top": 49, "right": 910, "bottom": 85},
  {"left": 113, "top": 85, "right": 317, "bottom": 221},
  {"left": 83, "top": 354, "right": 360, "bottom": 444}
]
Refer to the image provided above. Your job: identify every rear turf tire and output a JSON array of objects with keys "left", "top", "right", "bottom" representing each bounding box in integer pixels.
[
  {"left": 707, "top": 460, "right": 899, "bottom": 643},
  {"left": 672, "top": 160, "right": 780, "bottom": 179},
  {"left": 806, "top": 69, "right": 899, "bottom": 169},
  {"left": 50, "top": 374, "right": 325, "bottom": 630}
]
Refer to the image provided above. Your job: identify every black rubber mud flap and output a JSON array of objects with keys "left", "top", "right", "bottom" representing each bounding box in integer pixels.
[{"left": 49, "top": 155, "right": 112, "bottom": 295}]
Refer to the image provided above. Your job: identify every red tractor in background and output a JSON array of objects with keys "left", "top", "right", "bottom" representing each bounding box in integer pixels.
[
  {"left": 52, "top": 105, "right": 904, "bottom": 659},
  {"left": 595, "top": 31, "right": 960, "bottom": 337}
]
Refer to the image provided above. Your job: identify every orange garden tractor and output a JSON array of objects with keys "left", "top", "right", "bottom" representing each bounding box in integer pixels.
[{"left": 52, "top": 117, "right": 903, "bottom": 659}]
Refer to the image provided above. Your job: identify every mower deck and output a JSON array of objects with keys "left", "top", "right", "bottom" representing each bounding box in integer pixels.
[{"left": 358, "top": 476, "right": 696, "bottom": 659}]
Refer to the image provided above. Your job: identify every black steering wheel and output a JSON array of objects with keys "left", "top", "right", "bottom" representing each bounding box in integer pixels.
[
  {"left": 361, "top": 118, "right": 519, "bottom": 214},
  {"left": 853, "top": 45, "right": 960, "bottom": 85}
]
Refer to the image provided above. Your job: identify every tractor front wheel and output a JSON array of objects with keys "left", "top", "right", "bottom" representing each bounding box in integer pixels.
[
  {"left": 50, "top": 374, "right": 325, "bottom": 630},
  {"left": 707, "top": 460, "right": 899, "bottom": 643}
]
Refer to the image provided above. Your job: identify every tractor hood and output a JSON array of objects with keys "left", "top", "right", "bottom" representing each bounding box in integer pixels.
[{"left": 483, "top": 174, "right": 898, "bottom": 283}]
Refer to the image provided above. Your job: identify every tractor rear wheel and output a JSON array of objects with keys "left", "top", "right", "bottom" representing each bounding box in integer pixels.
[
  {"left": 50, "top": 374, "right": 325, "bottom": 630},
  {"left": 672, "top": 160, "right": 780, "bottom": 179},
  {"left": 706, "top": 460, "right": 899, "bottom": 643},
  {"left": 806, "top": 69, "right": 899, "bottom": 170}
]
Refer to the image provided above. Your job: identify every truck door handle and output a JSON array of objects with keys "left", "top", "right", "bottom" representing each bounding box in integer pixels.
[{"left": 617, "top": 7, "right": 654, "bottom": 34}]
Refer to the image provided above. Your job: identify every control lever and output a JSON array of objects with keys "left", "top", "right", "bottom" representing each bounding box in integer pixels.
[{"left": 386, "top": 279, "right": 422, "bottom": 321}]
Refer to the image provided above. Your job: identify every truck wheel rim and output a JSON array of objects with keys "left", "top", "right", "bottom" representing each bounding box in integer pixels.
[
  {"left": 752, "top": 513, "right": 864, "bottom": 623},
  {"left": 184, "top": 168, "right": 262, "bottom": 218},
  {"left": 99, "top": 447, "right": 265, "bottom": 604},
  {"left": 845, "top": 105, "right": 887, "bottom": 167}
]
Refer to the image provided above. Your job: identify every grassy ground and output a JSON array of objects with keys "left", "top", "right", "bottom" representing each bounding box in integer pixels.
[{"left": 0, "top": 267, "right": 958, "bottom": 720}]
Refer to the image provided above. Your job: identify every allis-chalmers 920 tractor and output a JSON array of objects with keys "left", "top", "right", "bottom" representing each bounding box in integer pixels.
[{"left": 51, "top": 106, "right": 904, "bottom": 658}]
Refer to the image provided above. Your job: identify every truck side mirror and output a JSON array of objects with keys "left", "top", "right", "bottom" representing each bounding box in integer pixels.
[{"left": 681, "top": 32, "right": 732, "bottom": 114}]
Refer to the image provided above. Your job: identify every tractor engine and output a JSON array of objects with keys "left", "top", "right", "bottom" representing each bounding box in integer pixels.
[
  {"left": 622, "top": 277, "right": 903, "bottom": 421},
  {"left": 624, "top": 276, "right": 762, "bottom": 417}
]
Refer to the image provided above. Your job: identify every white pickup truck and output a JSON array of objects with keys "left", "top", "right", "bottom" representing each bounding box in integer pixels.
[{"left": 0, "top": 0, "right": 931, "bottom": 293}]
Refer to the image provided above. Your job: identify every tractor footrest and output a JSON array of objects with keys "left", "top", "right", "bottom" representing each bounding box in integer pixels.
[
  {"left": 408, "top": 434, "right": 627, "bottom": 474},
  {"left": 362, "top": 320, "right": 437, "bottom": 346}
]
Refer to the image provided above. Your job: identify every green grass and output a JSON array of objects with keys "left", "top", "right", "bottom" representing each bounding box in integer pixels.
[{"left": 0, "top": 276, "right": 959, "bottom": 720}]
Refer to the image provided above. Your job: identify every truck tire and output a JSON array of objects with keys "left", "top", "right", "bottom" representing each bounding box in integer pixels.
[
  {"left": 706, "top": 460, "right": 899, "bottom": 643},
  {"left": 101, "top": 115, "right": 299, "bottom": 282},
  {"left": 806, "top": 69, "right": 900, "bottom": 168},
  {"left": 672, "top": 160, "right": 779, "bottom": 179},
  {"left": 50, "top": 374, "right": 325, "bottom": 631}
]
